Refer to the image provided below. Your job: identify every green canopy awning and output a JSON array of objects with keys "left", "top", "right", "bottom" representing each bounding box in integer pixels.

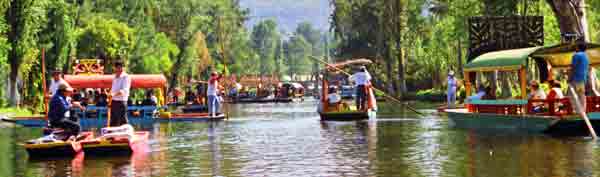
[{"left": 464, "top": 47, "right": 542, "bottom": 72}]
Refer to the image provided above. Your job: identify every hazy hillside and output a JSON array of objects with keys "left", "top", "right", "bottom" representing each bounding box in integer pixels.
[{"left": 240, "top": 0, "right": 331, "bottom": 35}]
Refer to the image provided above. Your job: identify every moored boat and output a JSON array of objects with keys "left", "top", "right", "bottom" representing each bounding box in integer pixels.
[
  {"left": 446, "top": 43, "right": 600, "bottom": 136},
  {"left": 81, "top": 124, "right": 149, "bottom": 155},
  {"left": 23, "top": 131, "right": 94, "bottom": 157},
  {"left": 318, "top": 59, "right": 377, "bottom": 121}
]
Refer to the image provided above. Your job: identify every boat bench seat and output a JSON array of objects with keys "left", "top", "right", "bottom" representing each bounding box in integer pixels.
[
  {"left": 467, "top": 99, "right": 527, "bottom": 114},
  {"left": 528, "top": 98, "right": 573, "bottom": 116}
]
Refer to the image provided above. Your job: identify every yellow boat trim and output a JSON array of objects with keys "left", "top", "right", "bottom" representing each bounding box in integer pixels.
[
  {"left": 463, "top": 65, "right": 522, "bottom": 72},
  {"left": 24, "top": 142, "right": 72, "bottom": 149}
]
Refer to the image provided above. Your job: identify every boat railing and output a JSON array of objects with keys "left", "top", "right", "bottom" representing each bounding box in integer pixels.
[
  {"left": 526, "top": 98, "right": 573, "bottom": 116},
  {"left": 586, "top": 96, "right": 600, "bottom": 112},
  {"left": 466, "top": 99, "right": 527, "bottom": 115}
]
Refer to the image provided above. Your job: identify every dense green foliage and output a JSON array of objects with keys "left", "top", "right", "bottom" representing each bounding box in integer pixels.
[
  {"left": 4, "top": 0, "right": 600, "bottom": 109},
  {"left": 331, "top": 0, "right": 600, "bottom": 99},
  {"left": 0, "top": 0, "right": 325, "bottom": 110}
]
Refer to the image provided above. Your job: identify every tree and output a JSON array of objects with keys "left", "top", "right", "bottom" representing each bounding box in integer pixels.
[
  {"left": 285, "top": 35, "right": 312, "bottom": 77},
  {"left": 250, "top": 19, "right": 280, "bottom": 75},
  {"left": 546, "top": 0, "right": 589, "bottom": 42},
  {"left": 76, "top": 16, "right": 135, "bottom": 72},
  {"left": 5, "top": 0, "right": 50, "bottom": 106}
]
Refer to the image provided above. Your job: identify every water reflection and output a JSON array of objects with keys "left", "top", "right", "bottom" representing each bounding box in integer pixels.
[{"left": 5, "top": 100, "right": 600, "bottom": 177}]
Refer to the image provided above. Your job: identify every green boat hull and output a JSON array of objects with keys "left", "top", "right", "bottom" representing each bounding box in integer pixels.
[{"left": 447, "top": 110, "right": 600, "bottom": 136}]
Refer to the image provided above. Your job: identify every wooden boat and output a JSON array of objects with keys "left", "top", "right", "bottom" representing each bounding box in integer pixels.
[
  {"left": 447, "top": 43, "right": 600, "bottom": 136},
  {"left": 228, "top": 96, "right": 297, "bottom": 103},
  {"left": 275, "top": 82, "right": 305, "bottom": 102},
  {"left": 81, "top": 125, "right": 149, "bottom": 155},
  {"left": 2, "top": 115, "right": 154, "bottom": 128},
  {"left": 156, "top": 112, "right": 226, "bottom": 122},
  {"left": 318, "top": 59, "right": 377, "bottom": 121},
  {"left": 181, "top": 104, "right": 208, "bottom": 113},
  {"left": 23, "top": 131, "right": 94, "bottom": 157}
]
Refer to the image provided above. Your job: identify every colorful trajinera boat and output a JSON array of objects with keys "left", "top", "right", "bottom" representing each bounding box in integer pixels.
[
  {"left": 444, "top": 43, "right": 600, "bottom": 136},
  {"left": 318, "top": 59, "right": 377, "bottom": 121},
  {"left": 80, "top": 124, "right": 149, "bottom": 155},
  {"left": 2, "top": 74, "right": 168, "bottom": 127},
  {"left": 23, "top": 131, "right": 94, "bottom": 157}
]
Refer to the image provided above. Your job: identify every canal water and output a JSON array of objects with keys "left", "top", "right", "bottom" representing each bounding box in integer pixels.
[{"left": 2, "top": 98, "right": 600, "bottom": 177}]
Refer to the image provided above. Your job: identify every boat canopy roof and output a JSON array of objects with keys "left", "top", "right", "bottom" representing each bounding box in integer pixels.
[
  {"left": 326, "top": 58, "right": 373, "bottom": 69},
  {"left": 464, "top": 43, "right": 600, "bottom": 72},
  {"left": 282, "top": 82, "right": 304, "bottom": 89},
  {"left": 64, "top": 74, "right": 167, "bottom": 89}
]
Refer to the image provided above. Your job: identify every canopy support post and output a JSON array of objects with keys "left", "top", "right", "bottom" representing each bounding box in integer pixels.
[
  {"left": 464, "top": 71, "right": 471, "bottom": 98},
  {"left": 519, "top": 67, "right": 527, "bottom": 99}
]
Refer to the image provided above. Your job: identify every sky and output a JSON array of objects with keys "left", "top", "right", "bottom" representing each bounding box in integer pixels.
[{"left": 239, "top": 0, "right": 332, "bottom": 36}]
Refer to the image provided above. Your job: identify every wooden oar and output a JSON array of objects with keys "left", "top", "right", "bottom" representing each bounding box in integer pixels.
[
  {"left": 567, "top": 86, "right": 597, "bottom": 139},
  {"left": 308, "top": 56, "right": 424, "bottom": 116},
  {"left": 106, "top": 97, "right": 112, "bottom": 128}
]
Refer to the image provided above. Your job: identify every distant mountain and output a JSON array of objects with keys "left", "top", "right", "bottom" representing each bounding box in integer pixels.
[{"left": 240, "top": 0, "right": 332, "bottom": 35}]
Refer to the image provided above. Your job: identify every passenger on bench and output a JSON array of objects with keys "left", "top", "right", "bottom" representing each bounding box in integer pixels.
[
  {"left": 547, "top": 80, "right": 565, "bottom": 112},
  {"left": 528, "top": 80, "right": 546, "bottom": 112},
  {"left": 328, "top": 87, "right": 341, "bottom": 104},
  {"left": 48, "top": 84, "right": 85, "bottom": 140}
]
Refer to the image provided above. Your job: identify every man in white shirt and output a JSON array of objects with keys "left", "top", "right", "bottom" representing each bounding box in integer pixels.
[
  {"left": 110, "top": 61, "right": 131, "bottom": 126},
  {"left": 349, "top": 66, "right": 372, "bottom": 111},
  {"left": 207, "top": 72, "right": 222, "bottom": 117},
  {"left": 49, "top": 70, "right": 70, "bottom": 96}
]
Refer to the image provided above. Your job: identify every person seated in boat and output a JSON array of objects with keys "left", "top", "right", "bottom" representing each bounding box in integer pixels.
[
  {"left": 328, "top": 87, "right": 342, "bottom": 104},
  {"left": 141, "top": 90, "right": 157, "bottom": 106},
  {"left": 528, "top": 80, "right": 546, "bottom": 112},
  {"left": 48, "top": 84, "right": 85, "bottom": 140},
  {"left": 96, "top": 89, "right": 108, "bottom": 107},
  {"left": 481, "top": 86, "right": 496, "bottom": 100},
  {"left": 466, "top": 85, "right": 486, "bottom": 102},
  {"left": 547, "top": 80, "right": 565, "bottom": 112},
  {"left": 185, "top": 90, "right": 196, "bottom": 105},
  {"left": 547, "top": 80, "right": 564, "bottom": 100}
]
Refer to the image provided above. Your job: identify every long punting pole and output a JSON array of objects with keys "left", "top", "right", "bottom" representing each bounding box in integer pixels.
[
  {"left": 568, "top": 87, "right": 597, "bottom": 139},
  {"left": 41, "top": 48, "right": 48, "bottom": 120},
  {"left": 106, "top": 97, "right": 112, "bottom": 128},
  {"left": 309, "top": 56, "right": 424, "bottom": 115}
]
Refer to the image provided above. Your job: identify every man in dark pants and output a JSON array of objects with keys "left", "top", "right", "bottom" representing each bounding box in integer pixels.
[
  {"left": 48, "top": 84, "right": 85, "bottom": 139},
  {"left": 350, "top": 66, "right": 372, "bottom": 111},
  {"left": 110, "top": 61, "right": 131, "bottom": 126}
]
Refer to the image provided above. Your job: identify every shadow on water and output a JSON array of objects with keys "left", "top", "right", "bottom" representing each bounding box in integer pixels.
[{"left": 2, "top": 99, "right": 600, "bottom": 177}]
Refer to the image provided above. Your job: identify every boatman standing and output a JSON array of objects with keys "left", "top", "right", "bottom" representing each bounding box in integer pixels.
[
  {"left": 110, "top": 61, "right": 131, "bottom": 126},
  {"left": 49, "top": 70, "right": 70, "bottom": 96},
  {"left": 570, "top": 42, "right": 589, "bottom": 111},
  {"left": 208, "top": 72, "right": 222, "bottom": 117},
  {"left": 447, "top": 70, "right": 457, "bottom": 108},
  {"left": 350, "top": 66, "right": 372, "bottom": 111}
]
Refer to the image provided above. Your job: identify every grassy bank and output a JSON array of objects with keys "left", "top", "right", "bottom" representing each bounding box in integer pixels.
[{"left": 0, "top": 107, "right": 34, "bottom": 117}]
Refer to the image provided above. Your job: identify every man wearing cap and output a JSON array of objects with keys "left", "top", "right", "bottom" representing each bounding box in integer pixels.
[
  {"left": 447, "top": 71, "right": 457, "bottom": 108},
  {"left": 49, "top": 70, "right": 70, "bottom": 96},
  {"left": 48, "top": 84, "right": 84, "bottom": 139},
  {"left": 350, "top": 66, "right": 372, "bottom": 111},
  {"left": 110, "top": 61, "right": 131, "bottom": 126},
  {"left": 207, "top": 72, "right": 222, "bottom": 117}
]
